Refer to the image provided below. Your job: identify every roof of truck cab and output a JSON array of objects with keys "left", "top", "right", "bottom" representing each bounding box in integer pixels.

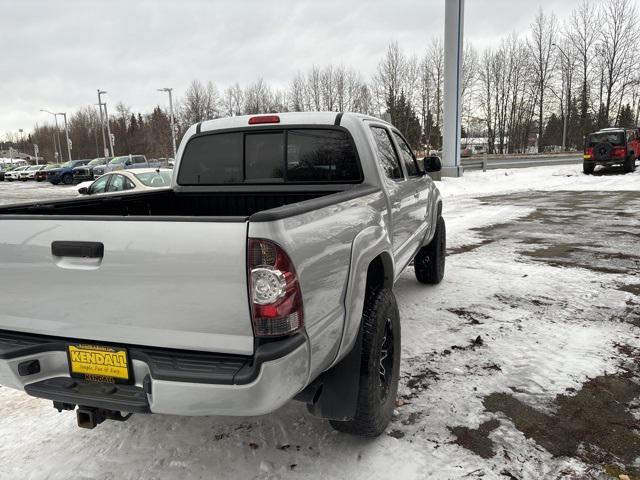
[{"left": 197, "top": 112, "right": 391, "bottom": 133}]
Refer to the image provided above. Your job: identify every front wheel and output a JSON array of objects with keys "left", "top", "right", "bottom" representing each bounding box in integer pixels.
[
  {"left": 414, "top": 216, "right": 446, "bottom": 284},
  {"left": 329, "top": 288, "right": 401, "bottom": 437},
  {"left": 62, "top": 173, "right": 74, "bottom": 185},
  {"left": 624, "top": 155, "right": 636, "bottom": 173}
]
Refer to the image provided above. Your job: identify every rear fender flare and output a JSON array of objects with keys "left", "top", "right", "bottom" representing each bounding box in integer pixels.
[{"left": 330, "top": 224, "right": 394, "bottom": 368}]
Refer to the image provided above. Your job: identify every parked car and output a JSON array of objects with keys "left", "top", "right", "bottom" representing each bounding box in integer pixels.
[
  {"left": 103, "top": 154, "right": 161, "bottom": 174},
  {"left": 72, "top": 157, "right": 111, "bottom": 183},
  {"left": 0, "top": 112, "right": 445, "bottom": 436},
  {"left": 78, "top": 168, "right": 173, "bottom": 195},
  {"left": 583, "top": 127, "right": 639, "bottom": 174},
  {"left": 47, "top": 159, "right": 91, "bottom": 185},
  {"left": 35, "top": 164, "right": 61, "bottom": 182},
  {"left": 4, "top": 165, "right": 29, "bottom": 181},
  {"left": 19, "top": 165, "right": 46, "bottom": 181}
]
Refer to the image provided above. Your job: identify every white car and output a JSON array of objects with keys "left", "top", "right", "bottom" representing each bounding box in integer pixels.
[
  {"left": 19, "top": 165, "right": 46, "bottom": 181},
  {"left": 78, "top": 168, "right": 173, "bottom": 195},
  {"left": 4, "top": 166, "right": 29, "bottom": 181}
]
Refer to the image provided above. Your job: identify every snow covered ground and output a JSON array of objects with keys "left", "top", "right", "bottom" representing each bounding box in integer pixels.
[{"left": 0, "top": 164, "right": 639, "bottom": 479}]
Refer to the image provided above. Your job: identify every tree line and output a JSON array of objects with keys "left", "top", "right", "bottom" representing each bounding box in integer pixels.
[{"left": 3, "top": 0, "right": 638, "bottom": 162}]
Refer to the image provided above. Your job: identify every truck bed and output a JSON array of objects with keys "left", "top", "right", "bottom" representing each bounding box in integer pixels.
[{"left": 0, "top": 189, "right": 337, "bottom": 219}]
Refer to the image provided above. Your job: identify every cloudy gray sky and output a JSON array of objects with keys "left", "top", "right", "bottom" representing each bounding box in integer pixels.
[{"left": 1, "top": 0, "right": 580, "bottom": 135}]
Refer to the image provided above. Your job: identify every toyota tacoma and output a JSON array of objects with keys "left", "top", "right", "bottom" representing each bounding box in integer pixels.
[{"left": 0, "top": 112, "right": 445, "bottom": 436}]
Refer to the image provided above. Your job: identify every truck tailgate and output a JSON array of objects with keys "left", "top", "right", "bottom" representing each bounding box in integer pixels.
[{"left": 0, "top": 219, "right": 254, "bottom": 355}]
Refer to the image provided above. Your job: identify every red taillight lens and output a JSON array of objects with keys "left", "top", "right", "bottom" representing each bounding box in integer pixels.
[
  {"left": 248, "top": 115, "right": 280, "bottom": 125},
  {"left": 613, "top": 147, "right": 626, "bottom": 157},
  {"left": 248, "top": 238, "right": 303, "bottom": 337}
]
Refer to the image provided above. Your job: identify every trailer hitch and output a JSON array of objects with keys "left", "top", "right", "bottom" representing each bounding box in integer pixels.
[{"left": 76, "top": 406, "right": 132, "bottom": 429}]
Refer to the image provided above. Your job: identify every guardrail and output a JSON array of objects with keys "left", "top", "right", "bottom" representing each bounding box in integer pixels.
[{"left": 461, "top": 154, "right": 582, "bottom": 171}]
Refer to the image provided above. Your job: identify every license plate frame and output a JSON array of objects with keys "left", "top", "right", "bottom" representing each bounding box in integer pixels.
[{"left": 67, "top": 344, "right": 132, "bottom": 384}]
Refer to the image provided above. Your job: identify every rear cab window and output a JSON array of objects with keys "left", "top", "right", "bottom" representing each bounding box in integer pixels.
[{"left": 178, "top": 128, "right": 361, "bottom": 185}]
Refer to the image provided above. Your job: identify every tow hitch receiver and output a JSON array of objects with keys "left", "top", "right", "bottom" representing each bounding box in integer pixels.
[{"left": 76, "top": 407, "right": 132, "bottom": 429}]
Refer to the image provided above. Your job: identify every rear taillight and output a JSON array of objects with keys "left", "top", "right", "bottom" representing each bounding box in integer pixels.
[
  {"left": 613, "top": 147, "right": 626, "bottom": 157},
  {"left": 248, "top": 238, "right": 303, "bottom": 337}
]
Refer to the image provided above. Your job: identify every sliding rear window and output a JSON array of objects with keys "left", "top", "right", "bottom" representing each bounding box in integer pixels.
[{"left": 178, "top": 128, "right": 362, "bottom": 185}]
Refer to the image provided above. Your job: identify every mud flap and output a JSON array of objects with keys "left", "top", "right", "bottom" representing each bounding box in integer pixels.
[{"left": 305, "top": 331, "right": 363, "bottom": 421}]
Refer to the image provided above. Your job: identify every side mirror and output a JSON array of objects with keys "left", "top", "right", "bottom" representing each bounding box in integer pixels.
[
  {"left": 78, "top": 187, "right": 89, "bottom": 195},
  {"left": 423, "top": 156, "right": 442, "bottom": 173}
]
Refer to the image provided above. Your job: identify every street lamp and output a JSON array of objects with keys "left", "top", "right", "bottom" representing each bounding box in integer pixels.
[
  {"left": 158, "top": 87, "right": 177, "bottom": 159},
  {"left": 41, "top": 109, "right": 63, "bottom": 163},
  {"left": 552, "top": 43, "right": 570, "bottom": 152},
  {"left": 97, "top": 90, "right": 114, "bottom": 157},
  {"left": 55, "top": 112, "right": 72, "bottom": 161}
]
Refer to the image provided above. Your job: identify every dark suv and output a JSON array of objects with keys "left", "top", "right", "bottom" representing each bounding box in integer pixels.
[{"left": 583, "top": 127, "right": 639, "bottom": 174}]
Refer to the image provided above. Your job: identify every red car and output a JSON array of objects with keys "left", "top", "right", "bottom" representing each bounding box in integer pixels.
[{"left": 583, "top": 127, "right": 639, "bottom": 174}]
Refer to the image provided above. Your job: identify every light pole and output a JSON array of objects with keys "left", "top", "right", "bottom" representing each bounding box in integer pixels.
[
  {"left": 95, "top": 102, "right": 108, "bottom": 157},
  {"left": 57, "top": 112, "right": 72, "bottom": 161},
  {"left": 158, "top": 87, "right": 177, "bottom": 158},
  {"left": 552, "top": 43, "right": 570, "bottom": 152},
  {"left": 98, "top": 90, "right": 114, "bottom": 157},
  {"left": 442, "top": 0, "right": 465, "bottom": 177},
  {"left": 41, "top": 109, "right": 63, "bottom": 164}
]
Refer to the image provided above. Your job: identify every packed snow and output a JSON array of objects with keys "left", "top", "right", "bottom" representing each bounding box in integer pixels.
[{"left": 0, "top": 163, "right": 639, "bottom": 479}]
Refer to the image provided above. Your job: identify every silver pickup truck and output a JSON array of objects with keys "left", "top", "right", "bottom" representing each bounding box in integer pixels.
[{"left": 0, "top": 112, "right": 445, "bottom": 436}]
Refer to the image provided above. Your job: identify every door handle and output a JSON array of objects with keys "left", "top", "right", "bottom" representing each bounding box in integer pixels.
[
  {"left": 414, "top": 192, "right": 420, "bottom": 199},
  {"left": 51, "top": 241, "right": 104, "bottom": 259}
]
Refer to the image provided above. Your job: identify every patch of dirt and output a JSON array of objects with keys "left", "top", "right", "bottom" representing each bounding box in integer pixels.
[
  {"left": 447, "top": 307, "right": 491, "bottom": 325},
  {"left": 483, "top": 373, "right": 640, "bottom": 475},
  {"left": 619, "top": 284, "right": 640, "bottom": 296},
  {"left": 448, "top": 239, "right": 494, "bottom": 255},
  {"left": 449, "top": 419, "right": 500, "bottom": 459}
]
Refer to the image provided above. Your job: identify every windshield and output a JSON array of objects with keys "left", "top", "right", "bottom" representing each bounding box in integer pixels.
[
  {"left": 109, "top": 156, "right": 129, "bottom": 165},
  {"left": 586, "top": 132, "right": 625, "bottom": 147},
  {"left": 88, "top": 158, "right": 106, "bottom": 166},
  {"left": 27, "top": 165, "right": 41, "bottom": 171},
  {"left": 45, "top": 164, "right": 60, "bottom": 170},
  {"left": 134, "top": 170, "right": 173, "bottom": 187},
  {"left": 59, "top": 161, "right": 74, "bottom": 168}
]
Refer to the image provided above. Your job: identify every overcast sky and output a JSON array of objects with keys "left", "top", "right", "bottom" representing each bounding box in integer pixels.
[{"left": 1, "top": 0, "right": 582, "bottom": 136}]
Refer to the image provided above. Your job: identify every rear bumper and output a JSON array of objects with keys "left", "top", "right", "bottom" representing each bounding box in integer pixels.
[
  {"left": 584, "top": 158, "right": 626, "bottom": 166},
  {"left": 0, "top": 330, "right": 310, "bottom": 416}
]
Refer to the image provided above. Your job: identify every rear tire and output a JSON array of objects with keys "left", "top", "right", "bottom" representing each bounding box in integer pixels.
[
  {"left": 624, "top": 155, "right": 636, "bottom": 173},
  {"left": 583, "top": 162, "right": 595, "bottom": 175},
  {"left": 414, "top": 216, "right": 446, "bottom": 284},
  {"left": 329, "top": 288, "right": 400, "bottom": 437}
]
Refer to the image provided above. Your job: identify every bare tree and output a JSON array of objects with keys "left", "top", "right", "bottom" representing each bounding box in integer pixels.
[
  {"left": 529, "top": 8, "right": 558, "bottom": 152},
  {"left": 567, "top": 0, "right": 599, "bottom": 137},
  {"left": 180, "top": 80, "right": 221, "bottom": 125},
  {"left": 598, "top": 0, "right": 639, "bottom": 123}
]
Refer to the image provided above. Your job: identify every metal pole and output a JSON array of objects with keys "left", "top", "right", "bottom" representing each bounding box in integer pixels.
[
  {"left": 53, "top": 115, "right": 63, "bottom": 163},
  {"left": 168, "top": 89, "right": 177, "bottom": 158},
  {"left": 97, "top": 91, "right": 108, "bottom": 157},
  {"left": 59, "top": 113, "right": 72, "bottom": 161},
  {"left": 159, "top": 87, "right": 177, "bottom": 158},
  {"left": 103, "top": 102, "right": 115, "bottom": 157},
  {"left": 441, "top": 0, "right": 465, "bottom": 177}
]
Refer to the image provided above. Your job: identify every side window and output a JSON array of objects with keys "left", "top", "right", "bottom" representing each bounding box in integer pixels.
[
  {"left": 124, "top": 177, "right": 136, "bottom": 190},
  {"left": 89, "top": 175, "right": 109, "bottom": 194},
  {"left": 393, "top": 132, "right": 419, "bottom": 177},
  {"left": 370, "top": 126, "right": 403, "bottom": 180},
  {"left": 133, "top": 156, "right": 146, "bottom": 164},
  {"left": 108, "top": 174, "right": 125, "bottom": 192}
]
